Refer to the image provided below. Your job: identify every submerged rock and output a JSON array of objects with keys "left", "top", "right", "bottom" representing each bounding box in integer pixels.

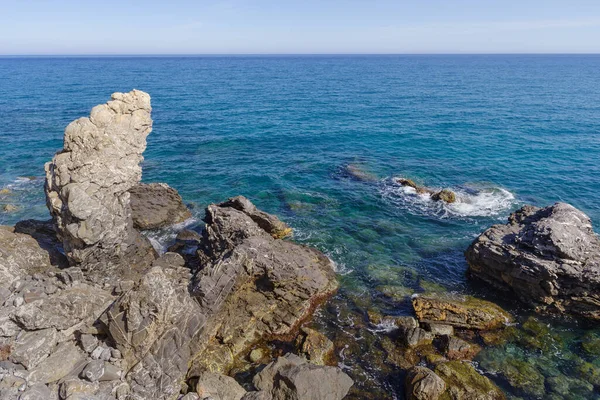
[
  {"left": 466, "top": 202, "right": 600, "bottom": 319},
  {"left": 295, "top": 327, "right": 335, "bottom": 365},
  {"left": 395, "top": 178, "right": 433, "bottom": 195},
  {"left": 129, "top": 182, "right": 192, "bottom": 230},
  {"left": 341, "top": 163, "right": 378, "bottom": 182},
  {"left": 412, "top": 293, "right": 512, "bottom": 330},
  {"left": 44, "top": 89, "right": 156, "bottom": 282},
  {"left": 435, "top": 361, "right": 505, "bottom": 400}
]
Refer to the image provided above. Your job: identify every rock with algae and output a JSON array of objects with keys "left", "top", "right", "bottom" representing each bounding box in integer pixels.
[{"left": 435, "top": 361, "right": 505, "bottom": 400}]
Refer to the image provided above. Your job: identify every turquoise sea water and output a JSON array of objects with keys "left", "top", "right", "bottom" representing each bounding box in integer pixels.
[{"left": 1, "top": 55, "right": 599, "bottom": 399}]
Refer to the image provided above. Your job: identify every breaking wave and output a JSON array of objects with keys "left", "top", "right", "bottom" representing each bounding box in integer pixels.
[{"left": 379, "top": 178, "right": 517, "bottom": 219}]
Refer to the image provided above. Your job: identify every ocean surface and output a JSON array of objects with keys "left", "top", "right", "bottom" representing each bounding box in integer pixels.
[{"left": 1, "top": 55, "right": 599, "bottom": 399}]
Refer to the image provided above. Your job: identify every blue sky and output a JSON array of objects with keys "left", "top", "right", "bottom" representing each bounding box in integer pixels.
[{"left": 1, "top": 0, "right": 599, "bottom": 54}]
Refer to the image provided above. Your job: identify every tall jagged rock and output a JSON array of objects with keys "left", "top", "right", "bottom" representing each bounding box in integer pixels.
[
  {"left": 44, "top": 90, "right": 156, "bottom": 281},
  {"left": 466, "top": 202, "right": 600, "bottom": 319}
]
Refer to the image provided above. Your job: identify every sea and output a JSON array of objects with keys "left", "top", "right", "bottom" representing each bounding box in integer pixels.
[{"left": 1, "top": 55, "right": 599, "bottom": 399}]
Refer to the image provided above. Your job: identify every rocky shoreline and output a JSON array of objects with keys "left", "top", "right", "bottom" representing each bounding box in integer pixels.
[{"left": 1, "top": 90, "right": 599, "bottom": 400}]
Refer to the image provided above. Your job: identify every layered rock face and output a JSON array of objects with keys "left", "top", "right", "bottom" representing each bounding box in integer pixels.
[
  {"left": 44, "top": 90, "right": 156, "bottom": 281},
  {"left": 466, "top": 202, "right": 600, "bottom": 319},
  {"left": 129, "top": 183, "right": 192, "bottom": 230}
]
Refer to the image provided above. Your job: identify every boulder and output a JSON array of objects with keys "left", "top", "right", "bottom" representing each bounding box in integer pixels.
[
  {"left": 412, "top": 294, "right": 512, "bottom": 330},
  {"left": 435, "top": 361, "right": 505, "bottom": 400},
  {"left": 218, "top": 196, "right": 292, "bottom": 239},
  {"left": 431, "top": 189, "right": 456, "bottom": 204},
  {"left": 466, "top": 202, "right": 600, "bottom": 319},
  {"left": 129, "top": 183, "right": 192, "bottom": 230},
  {"left": 395, "top": 178, "right": 433, "bottom": 195},
  {"left": 252, "top": 353, "right": 353, "bottom": 400},
  {"left": 27, "top": 341, "right": 84, "bottom": 385},
  {"left": 438, "top": 335, "right": 481, "bottom": 361},
  {"left": 44, "top": 89, "right": 156, "bottom": 282},
  {"left": 405, "top": 366, "right": 446, "bottom": 400},
  {"left": 102, "top": 253, "right": 203, "bottom": 399},
  {"left": 0, "top": 226, "right": 59, "bottom": 291},
  {"left": 295, "top": 327, "right": 335, "bottom": 365},
  {"left": 195, "top": 371, "right": 246, "bottom": 400},
  {"left": 9, "top": 328, "right": 57, "bottom": 369},
  {"left": 189, "top": 198, "right": 337, "bottom": 373}
]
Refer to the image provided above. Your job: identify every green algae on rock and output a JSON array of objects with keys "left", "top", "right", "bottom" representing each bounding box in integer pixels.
[
  {"left": 478, "top": 349, "right": 545, "bottom": 398},
  {"left": 435, "top": 361, "right": 505, "bottom": 400}
]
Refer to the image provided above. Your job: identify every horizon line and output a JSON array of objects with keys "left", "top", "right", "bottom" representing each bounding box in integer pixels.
[{"left": 1, "top": 52, "right": 600, "bottom": 58}]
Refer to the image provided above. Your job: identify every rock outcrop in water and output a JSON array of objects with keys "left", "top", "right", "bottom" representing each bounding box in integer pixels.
[
  {"left": 129, "top": 183, "right": 192, "bottom": 230},
  {"left": 394, "top": 178, "right": 457, "bottom": 204},
  {"left": 44, "top": 90, "right": 156, "bottom": 282},
  {"left": 0, "top": 90, "right": 347, "bottom": 400},
  {"left": 466, "top": 202, "right": 600, "bottom": 319}
]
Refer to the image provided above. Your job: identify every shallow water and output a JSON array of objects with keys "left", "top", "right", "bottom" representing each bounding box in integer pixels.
[{"left": 1, "top": 55, "right": 599, "bottom": 398}]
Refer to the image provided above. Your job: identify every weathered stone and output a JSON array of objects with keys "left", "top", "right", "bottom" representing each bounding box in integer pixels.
[
  {"left": 435, "top": 361, "right": 505, "bottom": 400},
  {"left": 466, "top": 202, "right": 600, "bottom": 319},
  {"left": 9, "top": 328, "right": 57, "bottom": 369},
  {"left": 0, "top": 306, "right": 20, "bottom": 337},
  {"left": 189, "top": 199, "right": 337, "bottom": 373},
  {"left": 103, "top": 254, "right": 203, "bottom": 399},
  {"left": 295, "top": 327, "right": 334, "bottom": 365},
  {"left": 395, "top": 178, "right": 433, "bottom": 195},
  {"left": 18, "top": 384, "right": 54, "bottom": 400},
  {"left": 0, "top": 226, "right": 59, "bottom": 292},
  {"left": 438, "top": 335, "right": 481, "bottom": 361},
  {"left": 412, "top": 294, "right": 512, "bottom": 330},
  {"left": 79, "top": 334, "right": 99, "bottom": 354},
  {"left": 60, "top": 377, "right": 99, "bottom": 399},
  {"left": 405, "top": 366, "right": 446, "bottom": 400},
  {"left": 253, "top": 353, "right": 353, "bottom": 400},
  {"left": 13, "top": 219, "right": 69, "bottom": 268},
  {"left": 12, "top": 284, "right": 113, "bottom": 331},
  {"left": 28, "top": 341, "right": 84, "bottom": 384},
  {"left": 195, "top": 372, "right": 246, "bottom": 400},
  {"left": 218, "top": 196, "right": 292, "bottom": 239},
  {"left": 81, "top": 360, "right": 121, "bottom": 382},
  {"left": 423, "top": 322, "right": 454, "bottom": 336},
  {"left": 403, "top": 327, "right": 434, "bottom": 348},
  {"left": 129, "top": 183, "right": 192, "bottom": 230},
  {"left": 44, "top": 89, "right": 157, "bottom": 282}
]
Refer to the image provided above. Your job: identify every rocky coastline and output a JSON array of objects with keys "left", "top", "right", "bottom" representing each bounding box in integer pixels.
[{"left": 1, "top": 90, "right": 599, "bottom": 400}]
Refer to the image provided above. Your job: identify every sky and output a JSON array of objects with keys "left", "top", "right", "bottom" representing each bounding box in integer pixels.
[{"left": 1, "top": 0, "right": 600, "bottom": 54}]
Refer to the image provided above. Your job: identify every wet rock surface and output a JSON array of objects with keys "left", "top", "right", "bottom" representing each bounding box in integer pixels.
[
  {"left": 466, "top": 202, "right": 600, "bottom": 319},
  {"left": 129, "top": 183, "right": 192, "bottom": 230}
]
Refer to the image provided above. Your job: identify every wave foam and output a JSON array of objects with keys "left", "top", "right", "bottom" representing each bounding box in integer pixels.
[{"left": 380, "top": 178, "right": 516, "bottom": 219}]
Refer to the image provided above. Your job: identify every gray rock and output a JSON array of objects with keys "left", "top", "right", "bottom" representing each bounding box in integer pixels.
[
  {"left": 180, "top": 394, "right": 200, "bottom": 400},
  {"left": 44, "top": 90, "right": 156, "bottom": 283},
  {"left": 403, "top": 327, "right": 434, "bottom": 348},
  {"left": 405, "top": 366, "right": 446, "bottom": 400},
  {"left": 81, "top": 360, "right": 121, "bottom": 382},
  {"left": 0, "top": 226, "right": 59, "bottom": 292},
  {"left": 0, "top": 306, "right": 20, "bottom": 337},
  {"left": 79, "top": 334, "right": 98, "bottom": 354},
  {"left": 218, "top": 196, "right": 292, "bottom": 239},
  {"left": 189, "top": 199, "right": 337, "bottom": 373},
  {"left": 423, "top": 322, "right": 454, "bottom": 336},
  {"left": 12, "top": 284, "right": 113, "bottom": 331},
  {"left": 103, "top": 254, "right": 203, "bottom": 399},
  {"left": 18, "top": 384, "right": 54, "bottom": 400},
  {"left": 252, "top": 353, "right": 353, "bottom": 400},
  {"left": 438, "top": 335, "right": 480, "bottom": 361},
  {"left": 9, "top": 328, "right": 58, "bottom": 369},
  {"left": 195, "top": 372, "right": 246, "bottom": 400},
  {"left": 13, "top": 219, "right": 68, "bottom": 268},
  {"left": 129, "top": 183, "right": 192, "bottom": 230},
  {"left": 60, "top": 378, "right": 99, "bottom": 399},
  {"left": 466, "top": 202, "right": 600, "bottom": 319},
  {"left": 28, "top": 341, "right": 84, "bottom": 384}
]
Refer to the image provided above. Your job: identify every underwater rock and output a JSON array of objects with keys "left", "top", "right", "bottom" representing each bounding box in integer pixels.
[
  {"left": 44, "top": 89, "right": 156, "bottom": 282},
  {"left": 435, "top": 361, "right": 505, "bottom": 400},
  {"left": 295, "top": 327, "right": 335, "bottom": 366},
  {"left": 405, "top": 366, "right": 446, "bottom": 400},
  {"left": 412, "top": 293, "right": 512, "bottom": 330},
  {"left": 431, "top": 189, "right": 456, "bottom": 204},
  {"left": 2, "top": 204, "right": 18, "bottom": 212},
  {"left": 582, "top": 332, "right": 600, "bottom": 356},
  {"left": 466, "top": 202, "right": 600, "bottom": 319},
  {"left": 341, "top": 163, "right": 379, "bottom": 182},
  {"left": 479, "top": 349, "right": 545, "bottom": 398},
  {"left": 129, "top": 182, "right": 192, "bottom": 230}
]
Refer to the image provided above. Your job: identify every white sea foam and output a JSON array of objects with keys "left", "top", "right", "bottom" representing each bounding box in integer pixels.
[
  {"left": 380, "top": 178, "right": 517, "bottom": 219},
  {"left": 142, "top": 216, "right": 199, "bottom": 254}
]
